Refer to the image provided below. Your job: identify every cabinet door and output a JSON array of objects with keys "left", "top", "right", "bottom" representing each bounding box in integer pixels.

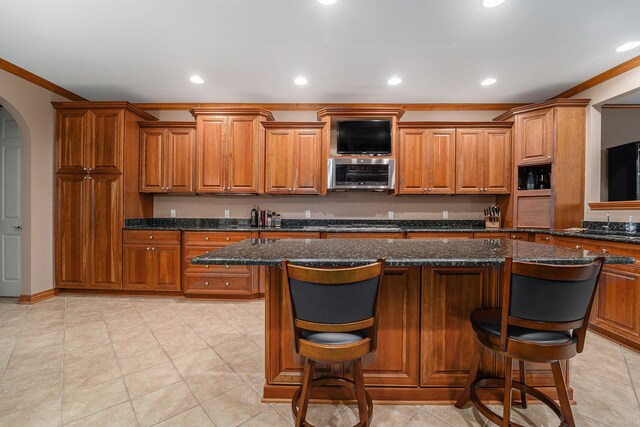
[
  {"left": 265, "top": 129, "right": 294, "bottom": 194},
  {"left": 123, "top": 245, "right": 153, "bottom": 290},
  {"left": 139, "top": 128, "right": 165, "bottom": 193},
  {"left": 56, "top": 110, "right": 88, "bottom": 173},
  {"left": 293, "top": 129, "right": 322, "bottom": 195},
  {"left": 227, "top": 116, "right": 259, "bottom": 193},
  {"left": 592, "top": 265, "right": 640, "bottom": 340},
  {"left": 196, "top": 117, "right": 226, "bottom": 193},
  {"left": 455, "top": 129, "right": 483, "bottom": 194},
  {"left": 484, "top": 129, "right": 511, "bottom": 194},
  {"left": 166, "top": 128, "right": 195, "bottom": 193},
  {"left": 55, "top": 174, "right": 90, "bottom": 288},
  {"left": 152, "top": 245, "right": 182, "bottom": 291},
  {"left": 89, "top": 174, "right": 122, "bottom": 289},
  {"left": 515, "top": 108, "right": 553, "bottom": 165},
  {"left": 88, "top": 109, "right": 123, "bottom": 173},
  {"left": 426, "top": 129, "right": 456, "bottom": 194},
  {"left": 397, "top": 129, "right": 427, "bottom": 194}
]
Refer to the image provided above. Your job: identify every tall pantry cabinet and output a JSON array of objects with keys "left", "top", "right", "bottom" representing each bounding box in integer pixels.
[{"left": 54, "top": 102, "right": 156, "bottom": 290}]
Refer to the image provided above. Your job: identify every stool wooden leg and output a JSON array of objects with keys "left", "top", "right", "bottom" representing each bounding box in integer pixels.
[
  {"left": 353, "top": 358, "right": 369, "bottom": 426},
  {"left": 551, "top": 361, "right": 575, "bottom": 427},
  {"left": 519, "top": 360, "right": 528, "bottom": 409},
  {"left": 296, "top": 359, "right": 316, "bottom": 427},
  {"left": 503, "top": 356, "right": 513, "bottom": 427},
  {"left": 455, "top": 342, "right": 482, "bottom": 408}
]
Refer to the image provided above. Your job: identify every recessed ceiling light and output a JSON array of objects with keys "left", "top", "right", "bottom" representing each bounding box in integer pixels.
[
  {"left": 482, "top": 0, "right": 507, "bottom": 8},
  {"left": 294, "top": 76, "right": 308, "bottom": 86},
  {"left": 481, "top": 78, "right": 497, "bottom": 86},
  {"left": 616, "top": 41, "right": 640, "bottom": 52},
  {"left": 318, "top": 0, "right": 338, "bottom": 5},
  {"left": 189, "top": 75, "right": 204, "bottom": 84},
  {"left": 387, "top": 76, "right": 402, "bottom": 86}
]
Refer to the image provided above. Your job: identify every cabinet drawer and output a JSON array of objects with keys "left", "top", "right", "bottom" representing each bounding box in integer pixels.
[
  {"left": 184, "top": 275, "right": 253, "bottom": 295},
  {"left": 123, "top": 230, "right": 180, "bottom": 245},
  {"left": 407, "top": 232, "right": 473, "bottom": 239},
  {"left": 326, "top": 232, "right": 404, "bottom": 239},
  {"left": 474, "top": 232, "right": 529, "bottom": 240},
  {"left": 183, "top": 231, "right": 252, "bottom": 245},
  {"left": 552, "top": 237, "right": 600, "bottom": 252},
  {"left": 260, "top": 231, "right": 321, "bottom": 239},
  {"left": 183, "top": 247, "right": 251, "bottom": 274},
  {"left": 534, "top": 234, "right": 555, "bottom": 244}
]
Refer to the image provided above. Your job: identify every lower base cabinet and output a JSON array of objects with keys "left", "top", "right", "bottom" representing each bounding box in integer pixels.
[{"left": 123, "top": 230, "right": 181, "bottom": 291}]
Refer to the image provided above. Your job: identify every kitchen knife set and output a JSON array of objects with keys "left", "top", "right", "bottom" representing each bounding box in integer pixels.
[{"left": 484, "top": 205, "right": 501, "bottom": 229}]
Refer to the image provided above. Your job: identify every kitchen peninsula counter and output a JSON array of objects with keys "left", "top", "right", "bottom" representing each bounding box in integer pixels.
[{"left": 191, "top": 238, "right": 633, "bottom": 404}]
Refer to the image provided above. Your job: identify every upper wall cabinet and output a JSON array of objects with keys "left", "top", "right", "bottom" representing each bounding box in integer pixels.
[
  {"left": 455, "top": 128, "right": 511, "bottom": 195},
  {"left": 396, "top": 127, "right": 456, "bottom": 195},
  {"left": 191, "top": 108, "right": 274, "bottom": 194},
  {"left": 514, "top": 108, "right": 554, "bottom": 166},
  {"left": 263, "top": 122, "right": 325, "bottom": 195},
  {"left": 139, "top": 122, "right": 196, "bottom": 194}
]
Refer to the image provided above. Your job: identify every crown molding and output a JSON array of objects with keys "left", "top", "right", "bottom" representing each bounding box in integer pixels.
[
  {"left": 261, "top": 121, "right": 326, "bottom": 128},
  {"left": 602, "top": 104, "right": 640, "bottom": 109},
  {"left": 397, "top": 121, "right": 513, "bottom": 129},
  {"left": 190, "top": 107, "right": 275, "bottom": 121},
  {"left": 0, "top": 58, "right": 87, "bottom": 101},
  {"left": 52, "top": 101, "right": 157, "bottom": 121},
  {"left": 493, "top": 98, "right": 591, "bottom": 121}
]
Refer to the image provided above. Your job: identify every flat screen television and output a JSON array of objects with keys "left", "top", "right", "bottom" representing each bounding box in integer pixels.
[{"left": 337, "top": 120, "right": 392, "bottom": 154}]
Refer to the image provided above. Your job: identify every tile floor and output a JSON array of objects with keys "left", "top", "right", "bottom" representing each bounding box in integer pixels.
[{"left": 0, "top": 295, "right": 638, "bottom": 426}]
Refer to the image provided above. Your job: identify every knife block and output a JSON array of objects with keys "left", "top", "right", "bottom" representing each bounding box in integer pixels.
[{"left": 484, "top": 214, "right": 501, "bottom": 229}]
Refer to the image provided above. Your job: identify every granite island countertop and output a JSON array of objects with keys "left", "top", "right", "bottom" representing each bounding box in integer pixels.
[{"left": 191, "top": 238, "right": 635, "bottom": 268}]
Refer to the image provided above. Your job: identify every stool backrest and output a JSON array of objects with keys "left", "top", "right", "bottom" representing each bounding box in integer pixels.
[
  {"left": 283, "top": 260, "right": 385, "bottom": 351},
  {"left": 501, "top": 257, "right": 605, "bottom": 352}
]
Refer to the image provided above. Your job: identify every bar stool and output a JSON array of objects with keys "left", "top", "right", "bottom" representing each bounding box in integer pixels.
[
  {"left": 282, "top": 259, "right": 386, "bottom": 427},
  {"left": 455, "top": 256, "right": 605, "bottom": 427}
]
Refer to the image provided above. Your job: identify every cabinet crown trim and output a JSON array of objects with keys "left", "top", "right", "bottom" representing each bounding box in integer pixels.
[
  {"left": 317, "top": 107, "right": 405, "bottom": 120},
  {"left": 190, "top": 107, "right": 274, "bottom": 121},
  {"left": 261, "top": 121, "right": 326, "bottom": 129},
  {"left": 51, "top": 101, "right": 158, "bottom": 121},
  {"left": 397, "top": 121, "right": 513, "bottom": 129},
  {"left": 493, "top": 98, "right": 590, "bottom": 121}
]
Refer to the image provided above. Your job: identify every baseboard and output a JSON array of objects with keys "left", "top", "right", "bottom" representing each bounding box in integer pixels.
[{"left": 18, "top": 288, "right": 60, "bottom": 304}]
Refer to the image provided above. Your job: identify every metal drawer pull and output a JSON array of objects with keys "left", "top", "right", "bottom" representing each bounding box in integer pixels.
[
  {"left": 542, "top": 237, "right": 550, "bottom": 241},
  {"left": 205, "top": 265, "right": 209, "bottom": 268},
  {"left": 146, "top": 247, "right": 150, "bottom": 251},
  {"left": 151, "top": 247, "right": 155, "bottom": 251},
  {"left": 226, "top": 237, "right": 230, "bottom": 241},
  {"left": 205, "top": 236, "right": 209, "bottom": 241},
  {"left": 225, "top": 282, "right": 230, "bottom": 286},
  {"left": 575, "top": 245, "right": 581, "bottom": 249},
  {"left": 149, "top": 236, "right": 153, "bottom": 239},
  {"left": 601, "top": 249, "right": 608, "bottom": 254},
  {"left": 225, "top": 265, "right": 230, "bottom": 269}
]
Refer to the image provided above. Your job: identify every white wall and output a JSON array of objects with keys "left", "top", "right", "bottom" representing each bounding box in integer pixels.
[{"left": 0, "top": 69, "right": 68, "bottom": 296}]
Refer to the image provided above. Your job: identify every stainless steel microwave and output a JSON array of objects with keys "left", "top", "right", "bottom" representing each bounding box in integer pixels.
[{"left": 327, "top": 158, "right": 396, "bottom": 191}]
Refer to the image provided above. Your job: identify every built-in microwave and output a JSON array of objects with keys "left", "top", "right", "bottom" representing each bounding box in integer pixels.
[{"left": 327, "top": 158, "right": 396, "bottom": 191}]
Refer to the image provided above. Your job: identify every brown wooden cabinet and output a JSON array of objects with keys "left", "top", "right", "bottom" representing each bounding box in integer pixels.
[
  {"left": 406, "top": 232, "right": 473, "bottom": 239},
  {"left": 182, "top": 231, "right": 260, "bottom": 297},
  {"left": 455, "top": 128, "right": 511, "bottom": 195},
  {"left": 263, "top": 122, "right": 324, "bottom": 195},
  {"left": 54, "top": 102, "right": 156, "bottom": 290},
  {"left": 123, "top": 230, "right": 181, "bottom": 291},
  {"left": 396, "top": 127, "right": 456, "bottom": 194},
  {"left": 139, "top": 122, "right": 195, "bottom": 193},
  {"left": 514, "top": 108, "right": 554, "bottom": 166},
  {"left": 192, "top": 108, "right": 274, "bottom": 194},
  {"left": 55, "top": 174, "right": 122, "bottom": 290}
]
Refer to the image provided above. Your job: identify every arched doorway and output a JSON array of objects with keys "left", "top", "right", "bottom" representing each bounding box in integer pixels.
[{"left": 0, "top": 106, "right": 22, "bottom": 297}]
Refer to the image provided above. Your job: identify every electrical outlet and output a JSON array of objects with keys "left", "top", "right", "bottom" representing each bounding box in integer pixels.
[
  {"left": 305, "top": 210, "right": 311, "bottom": 219},
  {"left": 170, "top": 209, "right": 176, "bottom": 218},
  {"left": 443, "top": 210, "right": 449, "bottom": 219},
  {"left": 388, "top": 211, "right": 394, "bottom": 219},
  {"left": 224, "top": 210, "right": 230, "bottom": 218}
]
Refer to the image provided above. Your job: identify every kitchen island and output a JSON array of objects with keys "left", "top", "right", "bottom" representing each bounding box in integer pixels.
[{"left": 193, "top": 238, "right": 634, "bottom": 403}]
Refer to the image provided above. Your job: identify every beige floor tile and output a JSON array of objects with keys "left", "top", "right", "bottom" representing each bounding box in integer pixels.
[
  {"left": 65, "top": 401, "right": 137, "bottom": 427},
  {"left": 154, "top": 405, "right": 214, "bottom": 427},
  {"left": 123, "top": 361, "right": 181, "bottom": 399},
  {"left": 172, "top": 347, "right": 225, "bottom": 378},
  {"left": 111, "top": 331, "right": 159, "bottom": 356},
  {"left": 421, "top": 404, "right": 486, "bottom": 427},
  {"left": 214, "top": 334, "right": 261, "bottom": 364},
  {"left": 573, "top": 385, "right": 640, "bottom": 426},
  {"left": 63, "top": 356, "right": 122, "bottom": 395},
  {"left": 572, "top": 365, "right": 638, "bottom": 407},
  {"left": 242, "top": 407, "right": 291, "bottom": 427},
  {"left": 201, "top": 382, "right": 264, "bottom": 426},
  {"left": 131, "top": 381, "right": 198, "bottom": 427},
  {"left": 63, "top": 343, "right": 114, "bottom": 367},
  {"left": 368, "top": 404, "right": 420, "bottom": 427},
  {"left": 0, "top": 372, "right": 61, "bottom": 416},
  {"left": 2, "top": 344, "right": 63, "bottom": 379},
  {"left": 61, "top": 378, "right": 129, "bottom": 424},
  {"left": 155, "top": 329, "right": 208, "bottom": 359},
  {"left": 300, "top": 403, "right": 348, "bottom": 427},
  {"left": 12, "top": 330, "right": 64, "bottom": 355},
  {"left": 623, "top": 346, "right": 640, "bottom": 371},
  {"left": 185, "top": 364, "right": 244, "bottom": 403},
  {"left": 0, "top": 398, "right": 60, "bottom": 427},
  {"left": 116, "top": 344, "right": 169, "bottom": 375},
  {"left": 406, "top": 407, "right": 463, "bottom": 426},
  {"left": 197, "top": 326, "right": 243, "bottom": 348}
]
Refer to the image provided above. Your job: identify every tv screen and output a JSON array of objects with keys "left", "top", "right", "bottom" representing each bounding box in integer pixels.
[{"left": 337, "top": 120, "right": 392, "bottom": 154}]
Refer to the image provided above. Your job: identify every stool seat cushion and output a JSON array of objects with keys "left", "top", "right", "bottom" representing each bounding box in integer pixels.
[
  {"left": 301, "top": 330, "right": 367, "bottom": 345},
  {"left": 471, "top": 309, "right": 573, "bottom": 345}
]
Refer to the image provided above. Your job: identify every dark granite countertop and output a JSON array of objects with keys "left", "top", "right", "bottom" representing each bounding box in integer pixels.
[{"left": 191, "top": 238, "right": 635, "bottom": 267}]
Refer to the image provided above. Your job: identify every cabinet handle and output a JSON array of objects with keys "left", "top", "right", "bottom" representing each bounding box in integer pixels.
[
  {"left": 205, "top": 265, "right": 209, "bottom": 269},
  {"left": 601, "top": 248, "right": 608, "bottom": 254},
  {"left": 575, "top": 245, "right": 581, "bottom": 249},
  {"left": 226, "top": 237, "right": 230, "bottom": 241},
  {"left": 225, "top": 282, "right": 230, "bottom": 286},
  {"left": 205, "top": 237, "right": 209, "bottom": 241},
  {"left": 151, "top": 247, "right": 155, "bottom": 251},
  {"left": 542, "top": 236, "right": 550, "bottom": 241},
  {"left": 204, "top": 281, "right": 209, "bottom": 286},
  {"left": 149, "top": 236, "right": 153, "bottom": 239},
  {"left": 511, "top": 235, "right": 520, "bottom": 239},
  {"left": 225, "top": 264, "right": 230, "bottom": 269},
  {"left": 547, "top": 156, "right": 552, "bottom": 159},
  {"left": 83, "top": 167, "right": 87, "bottom": 171},
  {"left": 146, "top": 247, "right": 150, "bottom": 251}
]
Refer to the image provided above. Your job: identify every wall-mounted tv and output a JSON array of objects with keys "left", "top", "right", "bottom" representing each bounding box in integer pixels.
[{"left": 336, "top": 120, "right": 392, "bottom": 154}]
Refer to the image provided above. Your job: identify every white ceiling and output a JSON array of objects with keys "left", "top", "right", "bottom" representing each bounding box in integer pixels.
[{"left": 1, "top": 0, "right": 640, "bottom": 104}]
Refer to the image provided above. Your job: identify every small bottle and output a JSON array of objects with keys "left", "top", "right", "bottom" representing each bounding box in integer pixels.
[
  {"left": 250, "top": 207, "right": 258, "bottom": 227},
  {"left": 274, "top": 213, "right": 282, "bottom": 228},
  {"left": 626, "top": 216, "right": 637, "bottom": 233},
  {"left": 526, "top": 170, "right": 535, "bottom": 190}
]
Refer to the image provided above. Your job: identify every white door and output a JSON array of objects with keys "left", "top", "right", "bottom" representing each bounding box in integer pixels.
[{"left": 0, "top": 108, "right": 21, "bottom": 297}]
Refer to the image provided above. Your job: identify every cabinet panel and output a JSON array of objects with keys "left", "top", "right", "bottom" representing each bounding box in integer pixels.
[
  {"left": 516, "top": 109, "right": 553, "bottom": 165},
  {"left": 139, "top": 128, "right": 165, "bottom": 193},
  {"left": 397, "top": 129, "right": 427, "bottom": 194},
  {"left": 166, "top": 128, "right": 195, "bottom": 192},
  {"left": 427, "top": 129, "right": 456, "bottom": 194},
  {"left": 197, "top": 117, "right": 226, "bottom": 193},
  {"left": 228, "top": 117, "right": 258, "bottom": 193},
  {"left": 89, "top": 109, "right": 123, "bottom": 173},
  {"left": 154, "top": 246, "right": 182, "bottom": 291},
  {"left": 56, "top": 110, "right": 88, "bottom": 173},
  {"left": 516, "top": 195, "right": 551, "bottom": 229},
  {"left": 90, "top": 175, "right": 122, "bottom": 289},
  {"left": 294, "top": 130, "right": 322, "bottom": 194},
  {"left": 484, "top": 129, "right": 511, "bottom": 194},
  {"left": 265, "top": 130, "right": 294, "bottom": 194},
  {"left": 406, "top": 232, "right": 473, "bottom": 239},
  {"left": 55, "top": 174, "right": 90, "bottom": 287},
  {"left": 325, "top": 232, "right": 404, "bottom": 239},
  {"left": 455, "top": 129, "right": 483, "bottom": 194},
  {"left": 123, "top": 245, "right": 152, "bottom": 290},
  {"left": 593, "top": 266, "right": 640, "bottom": 338}
]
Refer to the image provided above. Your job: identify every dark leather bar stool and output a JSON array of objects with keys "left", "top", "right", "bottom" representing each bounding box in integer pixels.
[
  {"left": 455, "top": 256, "right": 605, "bottom": 427},
  {"left": 283, "top": 259, "right": 386, "bottom": 427}
]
